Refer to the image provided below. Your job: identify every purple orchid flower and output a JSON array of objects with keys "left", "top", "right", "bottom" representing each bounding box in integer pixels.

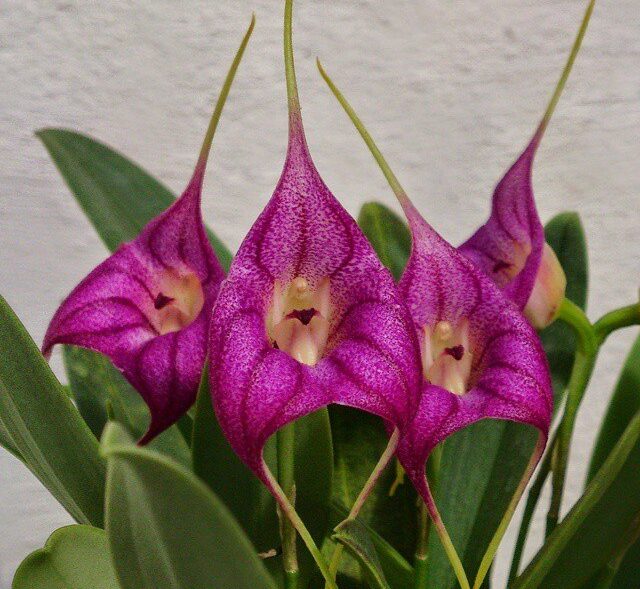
[
  {"left": 457, "top": 0, "right": 595, "bottom": 329},
  {"left": 42, "top": 18, "right": 255, "bottom": 443},
  {"left": 209, "top": 2, "right": 421, "bottom": 584},
  {"left": 316, "top": 0, "right": 598, "bottom": 575},
  {"left": 318, "top": 63, "right": 554, "bottom": 588}
]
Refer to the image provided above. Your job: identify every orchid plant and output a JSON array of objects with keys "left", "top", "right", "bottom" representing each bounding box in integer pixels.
[{"left": 2, "top": 1, "right": 640, "bottom": 589}]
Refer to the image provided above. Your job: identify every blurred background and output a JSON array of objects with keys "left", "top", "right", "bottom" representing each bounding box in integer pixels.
[{"left": 0, "top": 0, "right": 638, "bottom": 586}]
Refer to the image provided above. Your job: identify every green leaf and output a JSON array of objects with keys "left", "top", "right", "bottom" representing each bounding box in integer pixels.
[
  {"left": 192, "top": 366, "right": 333, "bottom": 563},
  {"left": 540, "top": 212, "right": 589, "bottom": 406},
  {"left": 64, "top": 346, "right": 190, "bottom": 468},
  {"left": 0, "top": 418, "right": 21, "bottom": 460},
  {"left": 101, "top": 422, "right": 277, "bottom": 589},
  {"left": 0, "top": 296, "right": 105, "bottom": 526},
  {"left": 513, "top": 411, "right": 640, "bottom": 589},
  {"left": 424, "top": 421, "right": 537, "bottom": 589},
  {"left": 357, "top": 202, "right": 411, "bottom": 280},
  {"left": 588, "top": 332, "right": 640, "bottom": 482},
  {"left": 582, "top": 332, "right": 640, "bottom": 587},
  {"left": 333, "top": 519, "right": 391, "bottom": 589},
  {"left": 330, "top": 406, "right": 418, "bottom": 565},
  {"left": 12, "top": 525, "right": 119, "bottom": 589},
  {"left": 37, "top": 129, "right": 233, "bottom": 271},
  {"left": 330, "top": 502, "right": 414, "bottom": 589}
]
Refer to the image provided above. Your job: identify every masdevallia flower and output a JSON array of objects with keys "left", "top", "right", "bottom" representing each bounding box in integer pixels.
[
  {"left": 457, "top": 0, "right": 595, "bottom": 329},
  {"left": 209, "top": 1, "right": 421, "bottom": 487},
  {"left": 315, "top": 5, "right": 598, "bottom": 572},
  {"left": 42, "top": 18, "right": 255, "bottom": 443}
]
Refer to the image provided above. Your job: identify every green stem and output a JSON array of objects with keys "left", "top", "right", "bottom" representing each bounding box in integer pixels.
[
  {"left": 507, "top": 433, "right": 555, "bottom": 583},
  {"left": 415, "top": 445, "right": 442, "bottom": 589},
  {"left": 594, "top": 303, "right": 640, "bottom": 345},
  {"left": 263, "top": 464, "right": 337, "bottom": 589},
  {"left": 326, "top": 430, "right": 400, "bottom": 588},
  {"left": 546, "top": 299, "right": 598, "bottom": 536},
  {"left": 278, "top": 423, "right": 299, "bottom": 588},
  {"left": 473, "top": 434, "right": 546, "bottom": 589}
]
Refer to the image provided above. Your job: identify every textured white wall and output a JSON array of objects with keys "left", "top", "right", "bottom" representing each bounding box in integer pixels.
[{"left": 1, "top": 1, "right": 639, "bottom": 587}]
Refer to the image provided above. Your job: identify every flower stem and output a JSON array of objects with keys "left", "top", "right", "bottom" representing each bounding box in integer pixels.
[
  {"left": 325, "top": 429, "right": 400, "bottom": 588},
  {"left": 594, "top": 303, "right": 640, "bottom": 345},
  {"left": 419, "top": 476, "right": 470, "bottom": 589},
  {"left": 546, "top": 298, "right": 598, "bottom": 536},
  {"left": 507, "top": 432, "right": 555, "bottom": 582},
  {"left": 473, "top": 433, "right": 546, "bottom": 589},
  {"left": 277, "top": 423, "right": 299, "bottom": 588},
  {"left": 263, "top": 461, "right": 337, "bottom": 589},
  {"left": 414, "top": 445, "right": 442, "bottom": 589}
]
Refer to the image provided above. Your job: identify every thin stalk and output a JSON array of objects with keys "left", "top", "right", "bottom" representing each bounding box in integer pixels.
[
  {"left": 326, "top": 429, "right": 400, "bottom": 588},
  {"left": 278, "top": 423, "right": 299, "bottom": 588},
  {"left": 507, "top": 433, "right": 555, "bottom": 583},
  {"left": 473, "top": 434, "right": 546, "bottom": 589},
  {"left": 420, "top": 476, "right": 470, "bottom": 589},
  {"left": 594, "top": 303, "right": 640, "bottom": 345},
  {"left": 263, "top": 464, "right": 337, "bottom": 589},
  {"left": 415, "top": 445, "right": 443, "bottom": 589},
  {"left": 546, "top": 299, "right": 598, "bottom": 536}
]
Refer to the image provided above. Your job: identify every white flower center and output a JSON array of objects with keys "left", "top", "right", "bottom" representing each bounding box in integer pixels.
[
  {"left": 153, "top": 271, "right": 204, "bottom": 335},
  {"left": 267, "top": 277, "right": 331, "bottom": 366},
  {"left": 422, "top": 320, "right": 473, "bottom": 395}
]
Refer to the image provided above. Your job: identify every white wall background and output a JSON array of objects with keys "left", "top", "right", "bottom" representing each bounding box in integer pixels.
[{"left": 1, "top": 0, "right": 639, "bottom": 587}]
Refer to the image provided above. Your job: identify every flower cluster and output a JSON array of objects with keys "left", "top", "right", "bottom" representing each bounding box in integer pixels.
[{"left": 40, "top": 1, "right": 597, "bottom": 587}]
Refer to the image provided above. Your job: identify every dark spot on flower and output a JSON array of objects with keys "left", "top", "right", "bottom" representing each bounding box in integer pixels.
[
  {"left": 286, "top": 308, "right": 317, "bottom": 326},
  {"left": 445, "top": 345, "right": 465, "bottom": 361},
  {"left": 493, "top": 260, "right": 511, "bottom": 273},
  {"left": 154, "top": 293, "right": 175, "bottom": 310},
  {"left": 272, "top": 341, "right": 279, "bottom": 350}
]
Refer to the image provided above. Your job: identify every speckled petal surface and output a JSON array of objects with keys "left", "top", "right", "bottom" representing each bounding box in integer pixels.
[
  {"left": 396, "top": 201, "right": 552, "bottom": 487},
  {"left": 43, "top": 169, "right": 224, "bottom": 441},
  {"left": 458, "top": 133, "right": 544, "bottom": 310},
  {"left": 210, "top": 122, "right": 422, "bottom": 478}
]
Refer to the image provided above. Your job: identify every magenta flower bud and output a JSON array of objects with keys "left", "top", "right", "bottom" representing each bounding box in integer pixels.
[{"left": 42, "top": 18, "right": 255, "bottom": 443}]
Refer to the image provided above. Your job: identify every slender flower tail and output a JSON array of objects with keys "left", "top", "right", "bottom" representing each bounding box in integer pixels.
[
  {"left": 415, "top": 475, "right": 470, "bottom": 589},
  {"left": 535, "top": 0, "right": 596, "bottom": 140},
  {"left": 263, "top": 464, "right": 338, "bottom": 589},
  {"left": 326, "top": 429, "right": 400, "bottom": 587},
  {"left": 472, "top": 432, "right": 547, "bottom": 589}
]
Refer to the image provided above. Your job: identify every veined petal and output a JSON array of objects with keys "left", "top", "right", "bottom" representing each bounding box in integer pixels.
[
  {"left": 210, "top": 7, "right": 421, "bottom": 484},
  {"left": 459, "top": 0, "right": 594, "bottom": 319},
  {"left": 396, "top": 203, "right": 552, "bottom": 481},
  {"left": 43, "top": 18, "right": 255, "bottom": 441}
]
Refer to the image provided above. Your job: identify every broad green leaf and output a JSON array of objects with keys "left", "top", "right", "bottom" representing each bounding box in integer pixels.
[
  {"left": 64, "top": 346, "right": 190, "bottom": 468},
  {"left": 357, "top": 202, "right": 411, "bottom": 280},
  {"left": 101, "top": 422, "right": 277, "bottom": 589},
  {"left": 513, "top": 412, "right": 640, "bottom": 589},
  {"left": 330, "top": 502, "right": 414, "bottom": 589},
  {"left": 424, "top": 421, "right": 536, "bottom": 589},
  {"left": 541, "top": 212, "right": 589, "bottom": 406},
  {"left": 333, "top": 520, "right": 391, "bottom": 589},
  {"left": 0, "top": 418, "right": 21, "bottom": 460},
  {"left": 37, "top": 129, "right": 233, "bottom": 271},
  {"left": 330, "top": 406, "right": 418, "bottom": 565},
  {"left": 192, "top": 367, "right": 333, "bottom": 564},
  {"left": 12, "top": 525, "right": 118, "bottom": 589},
  {"left": 0, "top": 296, "right": 105, "bottom": 526},
  {"left": 588, "top": 332, "right": 640, "bottom": 482},
  {"left": 582, "top": 332, "right": 640, "bottom": 587}
]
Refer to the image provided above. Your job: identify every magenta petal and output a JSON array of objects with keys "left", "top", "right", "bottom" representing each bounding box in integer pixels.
[
  {"left": 44, "top": 170, "right": 224, "bottom": 440},
  {"left": 458, "top": 134, "right": 545, "bottom": 310},
  {"left": 210, "top": 121, "right": 422, "bottom": 483},
  {"left": 396, "top": 201, "right": 552, "bottom": 487}
]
